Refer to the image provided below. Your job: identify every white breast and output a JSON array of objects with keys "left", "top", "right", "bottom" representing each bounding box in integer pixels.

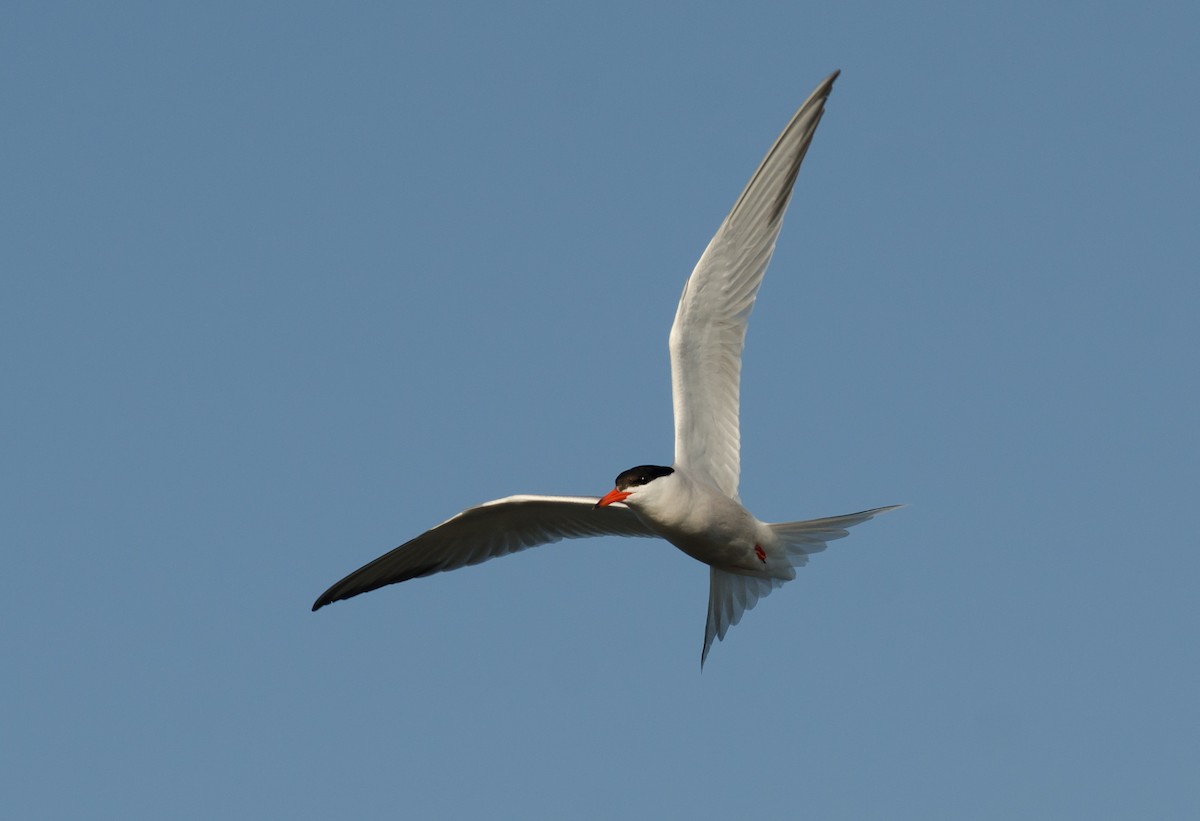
[{"left": 624, "top": 469, "right": 770, "bottom": 570}]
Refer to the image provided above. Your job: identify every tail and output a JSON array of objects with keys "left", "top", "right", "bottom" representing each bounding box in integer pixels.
[{"left": 701, "top": 505, "right": 902, "bottom": 668}]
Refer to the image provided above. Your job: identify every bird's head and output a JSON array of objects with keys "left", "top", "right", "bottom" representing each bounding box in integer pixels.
[{"left": 595, "top": 464, "right": 675, "bottom": 509}]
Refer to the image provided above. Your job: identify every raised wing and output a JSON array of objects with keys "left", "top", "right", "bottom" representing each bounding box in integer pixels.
[
  {"left": 670, "top": 71, "right": 839, "bottom": 498},
  {"left": 312, "top": 495, "right": 655, "bottom": 610}
]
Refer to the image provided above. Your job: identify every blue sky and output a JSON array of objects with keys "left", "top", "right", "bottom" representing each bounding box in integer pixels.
[{"left": 3, "top": 2, "right": 1197, "bottom": 818}]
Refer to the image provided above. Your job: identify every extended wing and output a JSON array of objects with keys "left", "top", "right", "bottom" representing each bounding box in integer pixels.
[
  {"left": 312, "top": 495, "right": 655, "bottom": 610},
  {"left": 670, "top": 71, "right": 839, "bottom": 498}
]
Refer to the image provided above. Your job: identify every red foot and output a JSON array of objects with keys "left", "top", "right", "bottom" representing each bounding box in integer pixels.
[{"left": 754, "top": 544, "right": 767, "bottom": 563}]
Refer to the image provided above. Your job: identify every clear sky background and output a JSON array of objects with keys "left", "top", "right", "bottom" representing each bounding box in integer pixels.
[{"left": 3, "top": 2, "right": 1197, "bottom": 819}]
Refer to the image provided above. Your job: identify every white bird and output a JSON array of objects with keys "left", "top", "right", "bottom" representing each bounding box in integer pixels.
[{"left": 313, "top": 70, "right": 899, "bottom": 666}]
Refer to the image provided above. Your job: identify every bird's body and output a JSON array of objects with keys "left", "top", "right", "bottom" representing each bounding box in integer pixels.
[
  {"left": 615, "top": 469, "right": 769, "bottom": 573},
  {"left": 314, "top": 71, "right": 899, "bottom": 665}
]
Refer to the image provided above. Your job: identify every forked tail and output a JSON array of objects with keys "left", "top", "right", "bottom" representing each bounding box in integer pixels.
[
  {"left": 770, "top": 505, "right": 903, "bottom": 567},
  {"left": 701, "top": 505, "right": 902, "bottom": 668}
]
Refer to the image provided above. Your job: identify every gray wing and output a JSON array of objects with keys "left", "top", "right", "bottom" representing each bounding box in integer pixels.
[
  {"left": 670, "top": 71, "right": 839, "bottom": 498},
  {"left": 312, "top": 495, "right": 656, "bottom": 610}
]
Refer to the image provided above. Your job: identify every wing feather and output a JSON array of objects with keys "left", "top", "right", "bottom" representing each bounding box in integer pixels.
[
  {"left": 670, "top": 71, "right": 839, "bottom": 497},
  {"left": 312, "top": 495, "right": 655, "bottom": 610}
]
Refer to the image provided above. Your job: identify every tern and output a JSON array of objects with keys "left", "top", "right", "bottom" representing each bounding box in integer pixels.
[{"left": 313, "top": 70, "right": 899, "bottom": 666}]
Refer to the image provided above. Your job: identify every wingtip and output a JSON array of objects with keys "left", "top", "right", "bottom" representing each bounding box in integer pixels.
[{"left": 815, "top": 69, "right": 840, "bottom": 94}]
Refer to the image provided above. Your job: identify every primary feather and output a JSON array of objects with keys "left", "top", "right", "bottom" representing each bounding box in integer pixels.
[
  {"left": 312, "top": 496, "right": 653, "bottom": 610},
  {"left": 670, "top": 71, "right": 839, "bottom": 498}
]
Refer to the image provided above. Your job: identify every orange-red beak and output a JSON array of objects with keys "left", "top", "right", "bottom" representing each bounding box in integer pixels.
[{"left": 594, "top": 488, "right": 631, "bottom": 509}]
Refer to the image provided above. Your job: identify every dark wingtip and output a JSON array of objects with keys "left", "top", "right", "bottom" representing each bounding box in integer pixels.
[
  {"left": 310, "top": 561, "right": 445, "bottom": 614},
  {"left": 311, "top": 585, "right": 352, "bottom": 611},
  {"left": 818, "top": 69, "right": 841, "bottom": 98}
]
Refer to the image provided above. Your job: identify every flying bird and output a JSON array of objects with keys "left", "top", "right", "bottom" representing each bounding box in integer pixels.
[{"left": 313, "top": 70, "right": 899, "bottom": 666}]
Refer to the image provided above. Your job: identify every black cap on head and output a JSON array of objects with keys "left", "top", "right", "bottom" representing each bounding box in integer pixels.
[{"left": 614, "top": 465, "right": 674, "bottom": 490}]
